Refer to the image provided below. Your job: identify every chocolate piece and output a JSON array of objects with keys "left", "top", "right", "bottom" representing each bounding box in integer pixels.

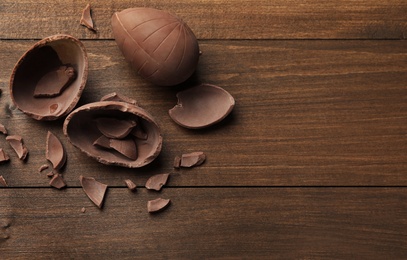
[
  {"left": 80, "top": 175, "right": 107, "bottom": 208},
  {"left": 0, "top": 123, "right": 7, "bottom": 135},
  {"left": 64, "top": 101, "right": 162, "bottom": 168},
  {"left": 80, "top": 4, "right": 96, "bottom": 32},
  {"left": 81, "top": 207, "right": 86, "bottom": 213},
  {"left": 96, "top": 118, "right": 136, "bottom": 139},
  {"left": 10, "top": 34, "right": 88, "bottom": 120},
  {"left": 180, "top": 152, "right": 206, "bottom": 167},
  {"left": 147, "top": 198, "right": 170, "bottom": 213},
  {"left": 0, "top": 149, "right": 10, "bottom": 163},
  {"left": 46, "top": 131, "right": 66, "bottom": 170},
  {"left": 109, "top": 138, "right": 138, "bottom": 160},
  {"left": 49, "top": 173, "right": 66, "bottom": 189},
  {"left": 169, "top": 84, "right": 235, "bottom": 129},
  {"left": 111, "top": 7, "right": 200, "bottom": 86},
  {"left": 145, "top": 173, "right": 170, "bottom": 191},
  {"left": 92, "top": 135, "right": 111, "bottom": 149},
  {"left": 0, "top": 175, "right": 8, "bottom": 187},
  {"left": 100, "top": 92, "right": 137, "bottom": 105},
  {"left": 34, "top": 65, "right": 76, "bottom": 97},
  {"left": 46, "top": 171, "right": 55, "bottom": 178},
  {"left": 124, "top": 179, "right": 137, "bottom": 191},
  {"left": 6, "top": 135, "right": 28, "bottom": 160},
  {"left": 130, "top": 125, "right": 148, "bottom": 140},
  {"left": 38, "top": 164, "right": 49, "bottom": 172},
  {"left": 173, "top": 156, "right": 181, "bottom": 168}
]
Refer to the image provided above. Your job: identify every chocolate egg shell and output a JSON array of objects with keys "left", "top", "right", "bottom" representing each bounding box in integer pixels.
[
  {"left": 63, "top": 101, "right": 162, "bottom": 168},
  {"left": 10, "top": 34, "right": 88, "bottom": 120},
  {"left": 111, "top": 7, "right": 200, "bottom": 86}
]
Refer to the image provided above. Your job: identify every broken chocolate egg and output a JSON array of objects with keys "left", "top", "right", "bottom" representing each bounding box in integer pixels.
[
  {"left": 169, "top": 84, "right": 235, "bottom": 129},
  {"left": 63, "top": 101, "right": 162, "bottom": 168},
  {"left": 111, "top": 7, "right": 200, "bottom": 86},
  {"left": 10, "top": 34, "right": 88, "bottom": 120}
]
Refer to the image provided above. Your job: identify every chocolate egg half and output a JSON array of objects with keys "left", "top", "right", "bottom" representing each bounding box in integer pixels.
[
  {"left": 111, "top": 7, "right": 200, "bottom": 86},
  {"left": 63, "top": 101, "right": 162, "bottom": 168},
  {"left": 10, "top": 34, "right": 88, "bottom": 120}
]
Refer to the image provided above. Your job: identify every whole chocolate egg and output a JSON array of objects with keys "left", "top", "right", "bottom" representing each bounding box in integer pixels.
[{"left": 111, "top": 7, "right": 200, "bottom": 86}]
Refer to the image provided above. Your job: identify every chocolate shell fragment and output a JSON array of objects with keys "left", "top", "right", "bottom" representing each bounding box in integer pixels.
[
  {"left": 147, "top": 198, "right": 170, "bottom": 213},
  {"left": 6, "top": 135, "right": 28, "bottom": 160},
  {"left": 169, "top": 84, "right": 235, "bottom": 129},
  {"left": 80, "top": 4, "right": 96, "bottom": 31},
  {"left": 173, "top": 156, "right": 181, "bottom": 168},
  {"left": 180, "top": 152, "right": 206, "bottom": 168},
  {"left": 109, "top": 138, "right": 138, "bottom": 160},
  {"left": 49, "top": 173, "right": 66, "bottom": 189},
  {"left": 100, "top": 92, "right": 137, "bottom": 105},
  {"left": 80, "top": 176, "right": 107, "bottom": 208},
  {"left": 38, "top": 164, "right": 49, "bottom": 172},
  {"left": 111, "top": 7, "right": 200, "bottom": 86},
  {"left": 124, "top": 179, "right": 137, "bottom": 191},
  {"left": 34, "top": 65, "right": 76, "bottom": 97},
  {"left": 96, "top": 118, "right": 136, "bottom": 139},
  {"left": 92, "top": 135, "right": 111, "bottom": 149},
  {"left": 145, "top": 173, "right": 170, "bottom": 191},
  {"left": 0, "top": 175, "right": 8, "bottom": 187},
  {"left": 46, "top": 131, "right": 67, "bottom": 170},
  {"left": 0, "top": 123, "right": 7, "bottom": 135},
  {"left": 0, "top": 149, "right": 10, "bottom": 163}
]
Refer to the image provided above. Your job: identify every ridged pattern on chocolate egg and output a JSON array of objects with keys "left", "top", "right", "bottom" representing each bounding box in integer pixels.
[{"left": 111, "top": 8, "right": 199, "bottom": 86}]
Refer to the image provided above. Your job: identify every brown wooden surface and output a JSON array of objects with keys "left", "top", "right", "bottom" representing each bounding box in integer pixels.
[{"left": 1, "top": 0, "right": 407, "bottom": 258}]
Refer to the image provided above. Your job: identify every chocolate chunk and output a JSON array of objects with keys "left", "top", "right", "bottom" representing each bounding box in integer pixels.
[
  {"left": 34, "top": 65, "right": 76, "bottom": 98},
  {"left": 0, "top": 123, "right": 7, "bottom": 135},
  {"left": 100, "top": 92, "right": 137, "bottom": 105},
  {"left": 46, "top": 131, "right": 67, "bottom": 170},
  {"left": 49, "top": 173, "right": 66, "bottom": 189},
  {"left": 147, "top": 198, "right": 170, "bottom": 213},
  {"left": 0, "top": 149, "right": 10, "bottom": 163},
  {"left": 130, "top": 125, "right": 148, "bottom": 140},
  {"left": 145, "top": 173, "right": 170, "bottom": 191},
  {"left": 80, "top": 176, "right": 107, "bottom": 208},
  {"left": 173, "top": 156, "right": 181, "bottom": 169},
  {"left": 92, "top": 135, "right": 111, "bottom": 149},
  {"left": 109, "top": 138, "right": 138, "bottom": 160},
  {"left": 169, "top": 84, "right": 235, "bottom": 129},
  {"left": 6, "top": 135, "right": 28, "bottom": 160},
  {"left": 180, "top": 152, "right": 206, "bottom": 168},
  {"left": 124, "top": 179, "right": 137, "bottom": 191},
  {"left": 0, "top": 175, "right": 8, "bottom": 187},
  {"left": 96, "top": 118, "right": 137, "bottom": 139},
  {"left": 38, "top": 164, "right": 49, "bottom": 172},
  {"left": 80, "top": 4, "right": 96, "bottom": 32}
]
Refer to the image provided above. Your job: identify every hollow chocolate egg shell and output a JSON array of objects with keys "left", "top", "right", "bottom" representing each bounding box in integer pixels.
[
  {"left": 63, "top": 101, "right": 162, "bottom": 168},
  {"left": 169, "top": 84, "right": 235, "bottom": 129},
  {"left": 9, "top": 34, "right": 88, "bottom": 120},
  {"left": 111, "top": 7, "right": 200, "bottom": 86}
]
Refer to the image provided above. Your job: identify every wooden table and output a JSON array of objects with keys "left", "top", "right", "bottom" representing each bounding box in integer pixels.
[{"left": 1, "top": 1, "right": 407, "bottom": 258}]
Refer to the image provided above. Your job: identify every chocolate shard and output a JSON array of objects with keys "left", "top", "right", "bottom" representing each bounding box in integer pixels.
[
  {"left": 34, "top": 65, "right": 77, "bottom": 97},
  {"left": 46, "top": 131, "right": 67, "bottom": 170},
  {"left": 100, "top": 92, "right": 137, "bottom": 105},
  {"left": 6, "top": 135, "right": 28, "bottom": 160},
  {"left": 173, "top": 156, "right": 181, "bottom": 169},
  {"left": 0, "top": 123, "right": 8, "bottom": 135},
  {"left": 92, "top": 135, "right": 111, "bottom": 149},
  {"left": 80, "top": 175, "right": 107, "bottom": 208},
  {"left": 0, "top": 175, "right": 8, "bottom": 187},
  {"left": 80, "top": 3, "right": 96, "bottom": 31},
  {"left": 38, "top": 164, "right": 49, "bottom": 172},
  {"left": 145, "top": 173, "right": 170, "bottom": 191},
  {"left": 109, "top": 138, "right": 138, "bottom": 160},
  {"left": 0, "top": 149, "right": 10, "bottom": 163},
  {"left": 147, "top": 198, "right": 170, "bottom": 213},
  {"left": 180, "top": 152, "right": 206, "bottom": 168},
  {"left": 46, "top": 171, "right": 55, "bottom": 178},
  {"left": 96, "top": 117, "right": 137, "bottom": 139},
  {"left": 130, "top": 125, "right": 148, "bottom": 140},
  {"left": 49, "top": 173, "right": 66, "bottom": 189},
  {"left": 81, "top": 207, "right": 86, "bottom": 213},
  {"left": 124, "top": 179, "right": 137, "bottom": 191}
]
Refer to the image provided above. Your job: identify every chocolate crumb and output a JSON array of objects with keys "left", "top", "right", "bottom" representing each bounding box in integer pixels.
[
  {"left": 81, "top": 207, "right": 86, "bottom": 213},
  {"left": 180, "top": 152, "right": 206, "bottom": 168},
  {"left": 0, "top": 149, "right": 10, "bottom": 163},
  {"left": 124, "top": 179, "right": 137, "bottom": 191},
  {"left": 173, "top": 156, "right": 181, "bottom": 169},
  {"left": 0, "top": 175, "right": 8, "bottom": 187},
  {"left": 46, "top": 171, "right": 55, "bottom": 178},
  {"left": 80, "top": 175, "right": 107, "bottom": 208},
  {"left": 0, "top": 123, "right": 7, "bottom": 135},
  {"left": 80, "top": 4, "right": 96, "bottom": 32},
  {"left": 147, "top": 198, "right": 170, "bottom": 213},
  {"left": 49, "top": 173, "right": 66, "bottom": 189},
  {"left": 145, "top": 173, "right": 170, "bottom": 191},
  {"left": 6, "top": 135, "right": 28, "bottom": 160},
  {"left": 38, "top": 164, "right": 49, "bottom": 173}
]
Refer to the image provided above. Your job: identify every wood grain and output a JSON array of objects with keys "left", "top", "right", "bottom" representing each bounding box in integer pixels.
[
  {"left": 0, "top": 187, "right": 406, "bottom": 258},
  {"left": 0, "top": 0, "right": 406, "bottom": 40},
  {"left": 1, "top": 40, "right": 407, "bottom": 187}
]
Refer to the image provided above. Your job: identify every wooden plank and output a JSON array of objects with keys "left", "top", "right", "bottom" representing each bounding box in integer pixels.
[
  {"left": 0, "top": 0, "right": 406, "bottom": 40},
  {"left": 1, "top": 40, "right": 407, "bottom": 187},
  {"left": 0, "top": 187, "right": 406, "bottom": 258}
]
